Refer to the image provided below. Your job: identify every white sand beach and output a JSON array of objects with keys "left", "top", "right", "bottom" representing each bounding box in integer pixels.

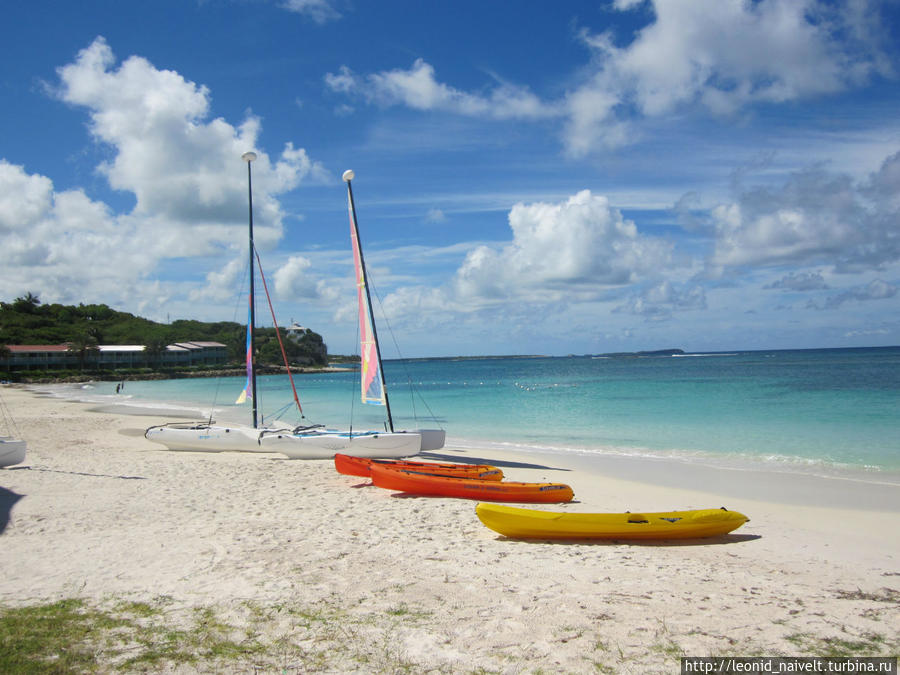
[{"left": 1, "top": 385, "right": 898, "bottom": 673}]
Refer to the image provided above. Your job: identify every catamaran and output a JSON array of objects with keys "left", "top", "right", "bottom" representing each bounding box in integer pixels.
[
  {"left": 257, "top": 170, "right": 444, "bottom": 458},
  {"left": 144, "top": 158, "right": 438, "bottom": 458},
  {"left": 0, "top": 387, "right": 27, "bottom": 468}
]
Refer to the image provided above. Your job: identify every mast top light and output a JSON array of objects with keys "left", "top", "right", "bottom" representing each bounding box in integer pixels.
[
  {"left": 242, "top": 151, "right": 257, "bottom": 162},
  {"left": 342, "top": 169, "right": 355, "bottom": 182}
]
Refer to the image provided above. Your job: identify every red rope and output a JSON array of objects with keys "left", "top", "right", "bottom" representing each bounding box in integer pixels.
[{"left": 255, "top": 248, "right": 303, "bottom": 416}]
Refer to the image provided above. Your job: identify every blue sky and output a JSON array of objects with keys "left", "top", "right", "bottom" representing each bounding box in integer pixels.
[{"left": 2, "top": 0, "right": 899, "bottom": 357}]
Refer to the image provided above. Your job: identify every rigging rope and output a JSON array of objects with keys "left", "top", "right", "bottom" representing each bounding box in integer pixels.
[
  {"left": 254, "top": 247, "right": 304, "bottom": 419},
  {"left": 369, "top": 279, "right": 444, "bottom": 431}
]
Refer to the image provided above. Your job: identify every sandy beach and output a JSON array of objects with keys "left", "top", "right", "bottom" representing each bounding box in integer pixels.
[{"left": 1, "top": 385, "right": 898, "bottom": 673}]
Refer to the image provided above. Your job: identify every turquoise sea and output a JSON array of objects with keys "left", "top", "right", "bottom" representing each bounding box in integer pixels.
[{"left": 58, "top": 346, "right": 900, "bottom": 482}]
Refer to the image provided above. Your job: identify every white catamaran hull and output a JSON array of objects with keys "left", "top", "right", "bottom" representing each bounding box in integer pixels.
[
  {"left": 144, "top": 424, "right": 270, "bottom": 453},
  {"left": 416, "top": 429, "right": 446, "bottom": 451},
  {"left": 258, "top": 430, "right": 420, "bottom": 459},
  {"left": 0, "top": 438, "right": 27, "bottom": 467}
]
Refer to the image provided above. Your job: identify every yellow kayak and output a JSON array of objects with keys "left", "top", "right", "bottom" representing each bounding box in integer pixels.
[{"left": 475, "top": 503, "right": 749, "bottom": 540}]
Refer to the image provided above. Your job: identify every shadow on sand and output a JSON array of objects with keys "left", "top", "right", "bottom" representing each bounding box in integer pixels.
[
  {"left": 25, "top": 466, "right": 146, "bottom": 481},
  {"left": 419, "top": 451, "right": 571, "bottom": 472},
  {"left": 488, "top": 533, "right": 761, "bottom": 547},
  {"left": 0, "top": 485, "right": 24, "bottom": 535}
]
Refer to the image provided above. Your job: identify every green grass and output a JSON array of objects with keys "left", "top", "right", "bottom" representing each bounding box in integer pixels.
[
  {"left": 0, "top": 598, "right": 123, "bottom": 673},
  {"left": 0, "top": 596, "right": 453, "bottom": 673},
  {"left": 0, "top": 597, "right": 272, "bottom": 673},
  {"left": 784, "top": 630, "right": 899, "bottom": 657}
]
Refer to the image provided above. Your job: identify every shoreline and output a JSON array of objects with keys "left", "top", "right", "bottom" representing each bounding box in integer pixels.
[
  {"left": 3, "top": 364, "right": 356, "bottom": 385},
  {"left": 26, "top": 381, "right": 900, "bottom": 498},
  {"left": 1, "top": 387, "right": 898, "bottom": 671}
]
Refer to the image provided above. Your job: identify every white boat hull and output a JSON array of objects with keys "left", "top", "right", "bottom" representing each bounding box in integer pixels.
[
  {"left": 416, "top": 429, "right": 446, "bottom": 451},
  {"left": 144, "top": 424, "right": 268, "bottom": 453},
  {"left": 258, "top": 430, "right": 420, "bottom": 459},
  {"left": 0, "top": 438, "right": 27, "bottom": 467}
]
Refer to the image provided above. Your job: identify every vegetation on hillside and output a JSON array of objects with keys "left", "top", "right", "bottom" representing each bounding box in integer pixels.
[{"left": 0, "top": 294, "right": 328, "bottom": 368}]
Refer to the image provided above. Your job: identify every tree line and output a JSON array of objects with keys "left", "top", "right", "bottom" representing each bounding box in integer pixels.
[{"left": 0, "top": 294, "right": 328, "bottom": 368}]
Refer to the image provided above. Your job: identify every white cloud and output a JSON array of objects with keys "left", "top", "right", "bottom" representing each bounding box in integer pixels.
[
  {"left": 321, "top": 2, "right": 893, "bottom": 158},
  {"left": 0, "top": 38, "right": 327, "bottom": 317},
  {"left": 325, "top": 59, "right": 558, "bottom": 120},
  {"left": 614, "top": 280, "right": 707, "bottom": 319},
  {"left": 280, "top": 0, "right": 341, "bottom": 23},
  {"left": 563, "top": 0, "right": 892, "bottom": 154},
  {"left": 370, "top": 190, "right": 673, "bottom": 327},
  {"left": 454, "top": 190, "right": 671, "bottom": 300},
  {"left": 55, "top": 38, "right": 326, "bottom": 245},
  {"left": 0, "top": 160, "right": 152, "bottom": 304},
  {"left": 273, "top": 255, "right": 339, "bottom": 303},
  {"left": 0, "top": 161, "right": 54, "bottom": 233},
  {"left": 710, "top": 153, "right": 900, "bottom": 272},
  {"left": 821, "top": 279, "right": 898, "bottom": 309},
  {"left": 189, "top": 258, "right": 245, "bottom": 303},
  {"left": 274, "top": 255, "right": 315, "bottom": 298}
]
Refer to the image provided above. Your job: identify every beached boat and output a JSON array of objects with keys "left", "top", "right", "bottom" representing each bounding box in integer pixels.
[
  {"left": 256, "top": 170, "right": 443, "bottom": 458},
  {"left": 475, "top": 503, "right": 749, "bottom": 540},
  {"left": 145, "top": 159, "right": 424, "bottom": 459},
  {"left": 370, "top": 464, "right": 573, "bottom": 502},
  {"left": 0, "top": 438, "right": 26, "bottom": 468},
  {"left": 145, "top": 152, "right": 290, "bottom": 454},
  {"left": 0, "top": 388, "right": 27, "bottom": 467},
  {"left": 334, "top": 453, "right": 503, "bottom": 480}
]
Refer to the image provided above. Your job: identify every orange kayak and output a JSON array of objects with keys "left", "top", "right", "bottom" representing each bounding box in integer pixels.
[
  {"left": 369, "top": 464, "right": 573, "bottom": 503},
  {"left": 334, "top": 453, "right": 504, "bottom": 480}
]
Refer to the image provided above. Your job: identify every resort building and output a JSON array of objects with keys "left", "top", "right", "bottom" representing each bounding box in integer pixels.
[{"left": 2, "top": 342, "right": 228, "bottom": 371}]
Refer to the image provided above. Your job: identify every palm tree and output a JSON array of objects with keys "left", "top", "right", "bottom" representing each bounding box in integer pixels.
[
  {"left": 144, "top": 337, "right": 169, "bottom": 368},
  {"left": 0, "top": 344, "right": 10, "bottom": 378},
  {"left": 12, "top": 293, "right": 40, "bottom": 314},
  {"left": 67, "top": 335, "right": 99, "bottom": 372}
]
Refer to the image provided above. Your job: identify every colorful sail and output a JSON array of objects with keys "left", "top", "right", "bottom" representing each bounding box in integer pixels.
[
  {"left": 348, "top": 189, "right": 386, "bottom": 406},
  {"left": 235, "top": 296, "right": 253, "bottom": 404}
]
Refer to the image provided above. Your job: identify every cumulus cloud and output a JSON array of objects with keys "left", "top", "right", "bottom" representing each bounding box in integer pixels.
[
  {"left": 189, "top": 258, "right": 245, "bottom": 303},
  {"left": 710, "top": 154, "right": 900, "bottom": 273},
  {"left": 0, "top": 160, "right": 153, "bottom": 303},
  {"left": 55, "top": 38, "right": 326, "bottom": 246},
  {"left": 0, "top": 38, "right": 327, "bottom": 313},
  {"left": 563, "top": 0, "right": 891, "bottom": 154},
  {"left": 453, "top": 190, "right": 671, "bottom": 303},
  {"left": 273, "top": 255, "right": 340, "bottom": 303},
  {"left": 0, "top": 161, "right": 53, "bottom": 233},
  {"left": 366, "top": 190, "right": 673, "bottom": 330},
  {"left": 274, "top": 256, "right": 315, "bottom": 298},
  {"left": 325, "top": 59, "right": 558, "bottom": 120},
  {"left": 322, "top": 2, "right": 892, "bottom": 157}
]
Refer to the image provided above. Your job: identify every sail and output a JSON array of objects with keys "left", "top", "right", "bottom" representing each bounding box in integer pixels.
[
  {"left": 235, "top": 296, "right": 253, "bottom": 404},
  {"left": 348, "top": 190, "right": 386, "bottom": 406}
]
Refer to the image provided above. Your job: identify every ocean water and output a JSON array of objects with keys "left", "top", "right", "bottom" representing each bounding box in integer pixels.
[{"left": 59, "top": 347, "right": 900, "bottom": 481}]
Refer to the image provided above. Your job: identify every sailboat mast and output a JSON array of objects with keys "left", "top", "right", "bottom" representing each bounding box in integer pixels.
[
  {"left": 343, "top": 170, "right": 395, "bottom": 433},
  {"left": 243, "top": 151, "right": 259, "bottom": 429}
]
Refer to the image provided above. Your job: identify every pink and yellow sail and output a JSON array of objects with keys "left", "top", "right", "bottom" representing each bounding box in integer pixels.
[
  {"left": 235, "top": 297, "right": 253, "bottom": 405},
  {"left": 347, "top": 178, "right": 386, "bottom": 407}
]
